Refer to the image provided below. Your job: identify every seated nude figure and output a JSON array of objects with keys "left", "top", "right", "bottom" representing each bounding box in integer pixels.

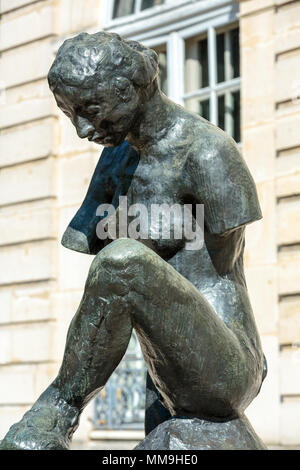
[{"left": 0, "top": 32, "right": 267, "bottom": 450}]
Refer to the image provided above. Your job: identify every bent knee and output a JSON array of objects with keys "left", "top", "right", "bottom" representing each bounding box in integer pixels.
[{"left": 86, "top": 238, "right": 158, "bottom": 291}]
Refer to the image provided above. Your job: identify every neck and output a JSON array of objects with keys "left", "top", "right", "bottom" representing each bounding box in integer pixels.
[{"left": 126, "top": 88, "right": 175, "bottom": 151}]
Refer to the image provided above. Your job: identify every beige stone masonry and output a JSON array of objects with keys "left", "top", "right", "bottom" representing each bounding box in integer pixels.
[
  {"left": 280, "top": 347, "right": 300, "bottom": 395},
  {"left": 278, "top": 247, "right": 300, "bottom": 295},
  {"left": 0, "top": 199, "right": 57, "bottom": 247},
  {"left": 0, "top": 118, "right": 58, "bottom": 167},
  {"left": 279, "top": 296, "right": 300, "bottom": 344},
  {"left": 277, "top": 197, "right": 300, "bottom": 245},
  {"left": 0, "top": 96, "right": 57, "bottom": 130},
  {"left": 0, "top": 0, "right": 43, "bottom": 14},
  {"left": 0, "top": 1, "right": 57, "bottom": 52},
  {"left": 0, "top": 240, "right": 57, "bottom": 285},
  {"left": 0, "top": 39, "right": 55, "bottom": 89},
  {"left": 0, "top": 157, "right": 57, "bottom": 206}
]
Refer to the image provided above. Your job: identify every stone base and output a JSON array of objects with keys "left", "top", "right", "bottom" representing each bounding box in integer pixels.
[{"left": 135, "top": 415, "right": 267, "bottom": 450}]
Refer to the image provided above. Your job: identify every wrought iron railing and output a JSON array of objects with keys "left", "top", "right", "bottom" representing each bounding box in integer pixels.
[{"left": 93, "top": 332, "right": 146, "bottom": 429}]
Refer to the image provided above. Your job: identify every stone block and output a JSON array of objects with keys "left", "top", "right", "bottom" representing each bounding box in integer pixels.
[
  {"left": 135, "top": 416, "right": 266, "bottom": 450},
  {"left": 0, "top": 290, "right": 12, "bottom": 324},
  {"left": 51, "top": 290, "right": 83, "bottom": 360},
  {"left": 58, "top": 152, "right": 99, "bottom": 205},
  {"left": 0, "top": 39, "right": 54, "bottom": 89},
  {"left": 0, "top": 240, "right": 56, "bottom": 286},
  {"left": 280, "top": 400, "right": 300, "bottom": 446},
  {"left": 0, "top": 2, "right": 56, "bottom": 52},
  {"left": 276, "top": 112, "right": 300, "bottom": 151},
  {"left": 277, "top": 198, "right": 300, "bottom": 245},
  {"left": 0, "top": 364, "right": 36, "bottom": 404},
  {"left": 0, "top": 157, "right": 56, "bottom": 207},
  {"left": 240, "top": 7, "right": 274, "bottom": 48},
  {"left": 244, "top": 265, "right": 278, "bottom": 336},
  {"left": 244, "top": 180, "right": 277, "bottom": 266},
  {"left": 0, "top": 326, "right": 12, "bottom": 364},
  {"left": 58, "top": 206, "right": 94, "bottom": 291},
  {"left": 245, "top": 335, "right": 280, "bottom": 444},
  {"left": 274, "top": 0, "right": 300, "bottom": 34},
  {"left": 57, "top": 0, "right": 101, "bottom": 35},
  {"left": 276, "top": 147, "right": 300, "bottom": 175},
  {"left": 278, "top": 246, "right": 300, "bottom": 295},
  {"left": 10, "top": 321, "right": 55, "bottom": 363},
  {"left": 275, "top": 51, "right": 300, "bottom": 104},
  {"left": 279, "top": 296, "right": 300, "bottom": 344},
  {"left": 0, "top": 199, "right": 57, "bottom": 246},
  {"left": 275, "top": 29, "right": 300, "bottom": 58},
  {"left": 242, "top": 124, "right": 275, "bottom": 182},
  {"left": 239, "top": 0, "right": 274, "bottom": 17},
  {"left": 276, "top": 173, "right": 300, "bottom": 199},
  {"left": 0, "top": 0, "right": 38, "bottom": 13},
  {"left": 0, "top": 118, "right": 58, "bottom": 167},
  {"left": 241, "top": 43, "right": 274, "bottom": 126},
  {"left": 12, "top": 282, "right": 55, "bottom": 323},
  {"left": 280, "top": 347, "right": 300, "bottom": 395},
  {"left": 0, "top": 96, "right": 56, "bottom": 130}
]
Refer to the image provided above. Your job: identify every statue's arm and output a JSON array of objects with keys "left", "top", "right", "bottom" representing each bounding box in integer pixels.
[
  {"left": 187, "top": 136, "right": 262, "bottom": 236},
  {"left": 61, "top": 141, "right": 139, "bottom": 255}
]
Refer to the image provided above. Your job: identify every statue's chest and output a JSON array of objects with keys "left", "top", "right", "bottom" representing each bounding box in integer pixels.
[{"left": 126, "top": 160, "right": 182, "bottom": 207}]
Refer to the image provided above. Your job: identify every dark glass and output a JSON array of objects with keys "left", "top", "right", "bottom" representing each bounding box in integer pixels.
[
  {"left": 157, "top": 50, "right": 168, "bottom": 95},
  {"left": 199, "top": 99, "right": 210, "bottom": 121},
  {"left": 231, "top": 28, "right": 240, "bottom": 79},
  {"left": 113, "top": 0, "right": 135, "bottom": 18},
  {"left": 198, "top": 38, "right": 208, "bottom": 88},
  {"left": 218, "top": 95, "right": 225, "bottom": 131},
  {"left": 141, "top": 0, "right": 165, "bottom": 10},
  {"left": 233, "top": 90, "right": 240, "bottom": 142},
  {"left": 217, "top": 32, "right": 225, "bottom": 83}
]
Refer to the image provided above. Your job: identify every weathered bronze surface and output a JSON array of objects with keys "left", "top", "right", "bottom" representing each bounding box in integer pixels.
[{"left": 0, "top": 32, "right": 267, "bottom": 450}]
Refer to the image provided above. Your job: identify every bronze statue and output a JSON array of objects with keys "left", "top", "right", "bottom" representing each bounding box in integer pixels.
[{"left": 0, "top": 32, "right": 267, "bottom": 450}]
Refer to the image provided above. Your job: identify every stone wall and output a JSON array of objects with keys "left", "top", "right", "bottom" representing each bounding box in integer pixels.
[{"left": 240, "top": 0, "right": 300, "bottom": 446}]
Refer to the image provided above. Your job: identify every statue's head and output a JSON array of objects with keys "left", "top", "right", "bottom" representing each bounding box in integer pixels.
[{"left": 48, "top": 32, "right": 159, "bottom": 147}]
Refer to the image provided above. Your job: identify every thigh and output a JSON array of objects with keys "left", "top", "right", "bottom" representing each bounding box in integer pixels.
[{"left": 108, "top": 240, "right": 257, "bottom": 420}]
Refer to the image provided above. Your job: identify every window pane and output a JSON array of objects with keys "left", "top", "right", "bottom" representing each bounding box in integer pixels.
[
  {"left": 231, "top": 28, "right": 240, "bottom": 79},
  {"left": 199, "top": 99, "right": 210, "bottom": 121},
  {"left": 113, "top": 0, "right": 135, "bottom": 18},
  {"left": 185, "top": 36, "right": 208, "bottom": 93},
  {"left": 154, "top": 45, "right": 168, "bottom": 95},
  {"left": 217, "top": 27, "right": 239, "bottom": 83},
  {"left": 184, "top": 97, "right": 210, "bottom": 122},
  {"left": 218, "top": 95, "right": 225, "bottom": 131},
  {"left": 232, "top": 90, "right": 240, "bottom": 142},
  {"left": 217, "top": 90, "right": 240, "bottom": 142},
  {"left": 217, "top": 33, "right": 225, "bottom": 83},
  {"left": 141, "top": 0, "right": 165, "bottom": 10}
]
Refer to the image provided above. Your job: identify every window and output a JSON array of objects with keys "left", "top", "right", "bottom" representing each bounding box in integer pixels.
[
  {"left": 184, "top": 25, "right": 240, "bottom": 142},
  {"left": 112, "top": 0, "right": 165, "bottom": 19}
]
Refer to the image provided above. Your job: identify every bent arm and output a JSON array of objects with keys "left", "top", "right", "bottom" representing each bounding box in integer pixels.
[{"left": 62, "top": 141, "right": 139, "bottom": 255}]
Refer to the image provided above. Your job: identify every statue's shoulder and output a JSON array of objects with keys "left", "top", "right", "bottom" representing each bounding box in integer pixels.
[{"left": 186, "top": 125, "right": 263, "bottom": 235}]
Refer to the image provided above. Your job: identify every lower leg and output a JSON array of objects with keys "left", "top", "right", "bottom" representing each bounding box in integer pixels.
[{"left": 0, "top": 247, "right": 133, "bottom": 450}]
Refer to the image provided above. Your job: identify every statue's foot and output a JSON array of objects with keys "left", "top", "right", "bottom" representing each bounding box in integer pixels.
[{"left": 0, "top": 386, "right": 79, "bottom": 450}]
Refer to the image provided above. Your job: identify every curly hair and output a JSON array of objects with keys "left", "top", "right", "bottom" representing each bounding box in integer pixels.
[{"left": 48, "top": 31, "right": 159, "bottom": 93}]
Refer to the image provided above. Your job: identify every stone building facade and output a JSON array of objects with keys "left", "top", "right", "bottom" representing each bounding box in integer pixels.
[{"left": 0, "top": 0, "right": 299, "bottom": 449}]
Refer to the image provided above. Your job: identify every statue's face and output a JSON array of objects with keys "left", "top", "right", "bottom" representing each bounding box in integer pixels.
[{"left": 53, "top": 77, "right": 140, "bottom": 147}]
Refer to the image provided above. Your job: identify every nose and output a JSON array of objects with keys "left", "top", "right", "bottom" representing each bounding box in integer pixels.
[{"left": 74, "top": 116, "right": 95, "bottom": 139}]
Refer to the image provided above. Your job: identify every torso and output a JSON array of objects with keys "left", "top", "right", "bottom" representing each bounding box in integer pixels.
[{"left": 101, "top": 112, "right": 262, "bottom": 350}]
